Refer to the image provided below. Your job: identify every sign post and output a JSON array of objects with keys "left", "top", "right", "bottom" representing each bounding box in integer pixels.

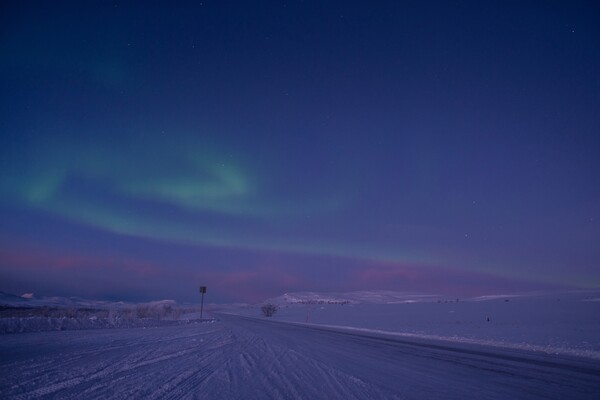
[{"left": 199, "top": 286, "right": 207, "bottom": 320}]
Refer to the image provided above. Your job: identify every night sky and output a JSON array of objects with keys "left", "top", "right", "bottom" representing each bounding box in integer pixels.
[{"left": 1, "top": 1, "right": 599, "bottom": 303}]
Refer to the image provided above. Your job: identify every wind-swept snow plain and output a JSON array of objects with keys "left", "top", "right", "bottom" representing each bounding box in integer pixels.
[{"left": 1, "top": 290, "right": 599, "bottom": 399}]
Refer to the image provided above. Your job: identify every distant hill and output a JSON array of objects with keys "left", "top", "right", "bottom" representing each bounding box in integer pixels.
[
  {"left": 263, "top": 290, "right": 443, "bottom": 305},
  {"left": 262, "top": 289, "right": 600, "bottom": 306},
  {"left": 0, "top": 291, "right": 146, "bottom": 309},
  {"left": 0, "top": 291, "right": 29, "bottom": 305}
]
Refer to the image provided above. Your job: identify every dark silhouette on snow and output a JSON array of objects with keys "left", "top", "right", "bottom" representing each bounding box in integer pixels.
[{"left": 261, "top": 304, "right": 278, "bottom": 317}]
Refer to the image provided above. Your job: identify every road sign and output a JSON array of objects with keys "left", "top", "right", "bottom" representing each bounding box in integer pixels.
[{"left": 199, "top": 286, "right": 207, "bottom": 294}]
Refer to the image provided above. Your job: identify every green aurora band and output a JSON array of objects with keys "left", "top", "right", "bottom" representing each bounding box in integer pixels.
[
  {"left": 1, "top": 134, "right": 595, "bottom": 288},
  {"left": 0, "top": 135, "right": 426, "bottom": 265}
]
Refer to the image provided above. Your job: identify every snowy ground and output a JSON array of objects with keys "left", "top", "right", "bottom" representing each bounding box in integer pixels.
[
  {"left": 1, "top": 313, "right": 599, "bottom": 399},
  {"left": 236, "top": 290, "right": 600, "bottom": 359},
  {"left": 1, "top": 290, "right": 599, "bottom": 398}
]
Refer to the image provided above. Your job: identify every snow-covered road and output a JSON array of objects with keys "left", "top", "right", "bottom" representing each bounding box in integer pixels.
[{"left": 1, "top": 314, "right": 599, "bottom": 399}]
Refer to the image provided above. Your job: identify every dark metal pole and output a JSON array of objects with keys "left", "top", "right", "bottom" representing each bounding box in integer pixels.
[
  {"left": 199, "top": 286, "right": 207, "bottom": 320},
  {"left": 200, "top": 292, "right": 204, "bottom": 320}
]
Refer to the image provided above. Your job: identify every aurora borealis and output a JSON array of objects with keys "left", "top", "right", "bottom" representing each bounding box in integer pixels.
[{"left": 1, "top": 1, "right": 599, "bottom": 302}]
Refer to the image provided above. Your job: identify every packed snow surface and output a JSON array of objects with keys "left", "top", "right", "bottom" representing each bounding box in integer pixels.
[{"left": 1, "top": 314, "right": 599, "bottom": 399}]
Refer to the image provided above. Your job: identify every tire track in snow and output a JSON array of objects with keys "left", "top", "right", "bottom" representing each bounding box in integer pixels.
[{"left": 1, "top": 324, "right": 232, "bottom": 399}]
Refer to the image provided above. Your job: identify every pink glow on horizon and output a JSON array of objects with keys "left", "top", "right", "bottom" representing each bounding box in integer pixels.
[
  {"left": 0, "top": 240, "right": 564, "bottom": 302},
  {"left": 346, "top": 260, "right": 556, "bottom": 296},
  {"left": 0, "top": 246, "right": 161, "bottom": 278},
  {"left": 200, "top": 265, "right": 304, "bottom": 303}
]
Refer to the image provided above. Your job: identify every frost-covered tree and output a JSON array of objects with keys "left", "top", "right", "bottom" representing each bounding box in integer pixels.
[{"left": 261, "top": 304, "right": 278, "bottom": 317}]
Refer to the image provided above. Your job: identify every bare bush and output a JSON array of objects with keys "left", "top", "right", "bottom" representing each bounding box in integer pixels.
[{"left": 261, "top": 304, "right": 278, "bottom": 317}]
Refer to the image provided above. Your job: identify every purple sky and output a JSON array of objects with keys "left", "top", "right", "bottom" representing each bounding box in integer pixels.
[{"left": 1, "top": 1, "right": 598, "bottom": 303}]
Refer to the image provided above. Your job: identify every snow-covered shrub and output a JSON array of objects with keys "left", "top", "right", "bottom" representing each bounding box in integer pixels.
[
  {"left": 136, "top": 304, "right": 150, "bottom": 318},
  {"left": 261, "top": 304, "right": 278, "bottom": 317},
  {"left": 0, "top": 300, "right": 192, "bottom": 333},
  {"left": 132, "top": 300, "right": 181, "bottom": 319}
]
